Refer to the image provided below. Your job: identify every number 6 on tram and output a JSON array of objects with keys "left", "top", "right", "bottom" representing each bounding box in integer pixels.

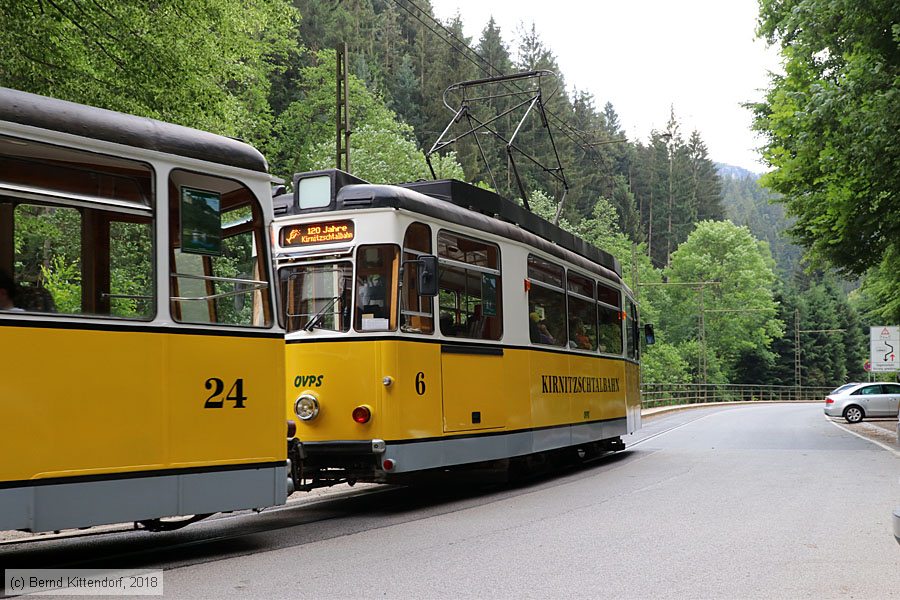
[
  {"left": 0, "top": 89, "right": 287, "bottom": 532},
  {"left": 276, "top": 170, "right": 644, "bottom": 490}
]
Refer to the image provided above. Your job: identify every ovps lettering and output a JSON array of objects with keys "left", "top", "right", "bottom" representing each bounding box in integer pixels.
[{"left": 294, "top": 374, "right": 324, "bottom": 387}]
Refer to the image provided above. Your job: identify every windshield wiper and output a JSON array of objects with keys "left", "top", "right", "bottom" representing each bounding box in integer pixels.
[{"left": 303, "top": 296, "right": 341, "bottom": 332}]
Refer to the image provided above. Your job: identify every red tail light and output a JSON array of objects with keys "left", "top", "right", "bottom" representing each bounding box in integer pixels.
[
  {"left": 825, "top": 397, "right": 834, "bottom": 404},
  {"left": 352, "top": 405, "right": 371, "bottom": 424}
]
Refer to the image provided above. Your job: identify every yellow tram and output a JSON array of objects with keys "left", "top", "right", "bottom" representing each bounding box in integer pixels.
[
  {"left": 0, "top": 89, "right": 287, "bottom": 532},
  {"left": 276, "top": 170, "right": 644, "bottom": 489}
]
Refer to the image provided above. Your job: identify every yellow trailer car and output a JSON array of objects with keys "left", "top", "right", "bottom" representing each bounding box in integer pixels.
[{"left": 0, "top": 89, "right": 286, "bottom": 532}]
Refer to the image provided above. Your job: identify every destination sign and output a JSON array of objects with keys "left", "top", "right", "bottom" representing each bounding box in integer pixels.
[{"left": 282, "top": 220, "right": 354, "bottom": 246}]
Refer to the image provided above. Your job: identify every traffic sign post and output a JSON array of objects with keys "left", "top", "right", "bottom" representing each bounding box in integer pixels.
[{"left": 870, "top": 326, "right": 899, "bottom": 372}]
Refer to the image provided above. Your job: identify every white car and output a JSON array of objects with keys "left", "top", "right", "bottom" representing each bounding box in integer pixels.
[{"left": 823, "top": 382, "right": 900, "bottom": 424}]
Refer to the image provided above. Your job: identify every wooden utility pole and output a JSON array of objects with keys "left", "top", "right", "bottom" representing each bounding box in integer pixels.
[
  {"left": 794, "top": 308, "right": 844, "bottom": 401},
  {"left": 336, "top": 43, "right": 350, "bottom": 172},
  {"left": 795, "top": 309, "right": 802, "bottom": 398}
]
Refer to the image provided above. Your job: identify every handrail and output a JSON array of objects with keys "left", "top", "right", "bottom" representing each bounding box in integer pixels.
[
  {"left": 172, "top": 273, "right": 269, "bottom": 287},
  {"left": 641, "top": 383, "right": 833, "bottom": 408},
  {"left": 171, "top": 272, "right": 268, "bottom": 302}
]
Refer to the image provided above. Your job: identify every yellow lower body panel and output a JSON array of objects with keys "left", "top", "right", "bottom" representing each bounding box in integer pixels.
[
  {"left": 287, "top": 338, "right": 637, "bottom": 475},
  {"left": 1, "top": 323, "right": 285, "bottom": 483}
]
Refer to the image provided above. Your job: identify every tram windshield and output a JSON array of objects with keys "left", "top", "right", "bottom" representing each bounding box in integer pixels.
[
  {"left": 277, "top": 244, "right": 401, "bottom": 334},
  {"left": 280, "top": 262, "right": 352, "bottom": 333}
]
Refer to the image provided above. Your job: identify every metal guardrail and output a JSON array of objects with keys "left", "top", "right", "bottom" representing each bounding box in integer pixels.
[{"left": 641, "top": 383, "right": 833, "bottom": 408}]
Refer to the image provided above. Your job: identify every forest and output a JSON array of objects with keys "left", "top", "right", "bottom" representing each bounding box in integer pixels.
[{"left": 1, "top": 0, "right": 893, "bottom": 387}]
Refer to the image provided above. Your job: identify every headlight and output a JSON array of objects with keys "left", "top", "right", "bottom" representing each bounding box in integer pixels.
[{"left": 294, "top": 394, "right": 320, "bottom": 421}]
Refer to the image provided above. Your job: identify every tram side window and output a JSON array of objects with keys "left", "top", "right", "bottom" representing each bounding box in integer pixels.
[
  {"left": 598, "top": 282, "right": 623, "bottom": 355},
  {"left": 7, "top": 205, "right": 154, "bottom": 318},
  {"left": 355, "top": 244, "right": 399, "bottom": 331},
  {"left": 632, "top": 300, "right": 641, "bottom": 359},
  {"left": 437, "top": 231, "right": 502, "bottom": 340},
  {"left": 567, "top": 272, "right": 597, "bottom": 351},
  {"left": 625, "top": 298, "right": 637, "bottom": 359},
  {"left": 527, "top": 255, "right": 566, "bottom": 347},
  {"left": 401, "top": 222, "right": 434, "bottom": 334},
  {"left": 1, "top": 137, "right": 155, "bottom": 319},
  {"left": 169, "top": 170, "right": 272, "bottom": 327}
]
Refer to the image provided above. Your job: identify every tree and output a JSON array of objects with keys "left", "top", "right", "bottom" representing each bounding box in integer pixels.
[
  {"left": 662, "top": 221, "right": 783, "bottom": 379},
  {"left": 686, "top": 131, "right": 723, "bottom": 223},
  {"left": 854, "top": 248, "right": 900, "bottom": 326},
  {"left": 752, "top": 0, "right": 900, "bottom": 279},
  {"left": 0, "top": 0, "right": 299, "bottom": 145},
  {"left": 477, "top": 17, "right": 513, "bottom": 76},
  {"left": 720, "top": 172, "right": 803, "bottom": 276},
  {"left": 642, "top": 342, "right": 692, "bottom": 385},
  {"left": 270, "top": 50, "right": 406, "bottom": 178},
  {"left": 308, "top": 123, "right": 464, "bottom": 184}
]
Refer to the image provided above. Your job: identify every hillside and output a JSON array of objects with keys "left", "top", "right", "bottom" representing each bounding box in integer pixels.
[{"left": 717, "top": 164, "right": 801, "bottom": 275}]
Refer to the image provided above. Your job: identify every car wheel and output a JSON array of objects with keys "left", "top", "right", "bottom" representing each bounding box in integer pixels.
[{"left": 843, "top": 405, "right": 864, "bottom": 424}]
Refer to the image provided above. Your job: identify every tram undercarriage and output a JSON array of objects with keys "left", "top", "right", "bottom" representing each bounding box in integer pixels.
[{"left": 286, "top": 435, "right": 627, "bottom": 493}]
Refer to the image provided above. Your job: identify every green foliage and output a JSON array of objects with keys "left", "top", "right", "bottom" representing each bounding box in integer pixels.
[
  {"left": 752, "top": 0, "right": 900, "bottom": 280},
  {"left": 720, "top": 173, "right": 803, "bottom": 276},
  {"left": 13, "top": 205, "right": 81, "bottom": 285},
  {"left": 270, "top": 49, "right": 403, "bottom": 177},
  {"left": 854, "top": 247, "right": 900, "bottom": 326},
  {"left": 270, "top": 49, "right": 465, "bottom": 184},
  {"left": 662, "top": 220, "right": 783, "bottom": 379},
  {"left": 309, "top": 123, "right": 464, "bottom": 184},
  {"left": 641, "top": 342, "right": 692, "bottom": 385},
  {"left": 109, "top": 222, "right": 154, "bottom": 318},
  {"left": 41, "top": 255, "right": 81, "bottom": 314},
  {"left": 676, "top": 339, "right": 729, "bottom": 385},
  {"left": 0, "top": 0, "right": 300, "bottom": 145}
]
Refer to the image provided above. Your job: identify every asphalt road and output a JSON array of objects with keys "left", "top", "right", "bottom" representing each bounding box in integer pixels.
[{"left": 2, "top": 404, "right": 899, "bottom": 599}]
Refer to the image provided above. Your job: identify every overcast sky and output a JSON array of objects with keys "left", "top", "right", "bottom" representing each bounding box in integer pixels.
[{"left": 430, "top": 0, "right": 783, "bottom": 173}]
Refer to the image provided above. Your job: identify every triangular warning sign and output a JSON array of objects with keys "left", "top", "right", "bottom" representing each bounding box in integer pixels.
[{"left": 882, "top": 327, "right": 891, "bottom": 336}]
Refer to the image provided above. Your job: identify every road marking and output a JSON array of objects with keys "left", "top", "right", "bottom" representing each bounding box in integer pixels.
[
  {"left": 628, "top": 409, "right": 728, "bottom": 448},
  {"left": 825, "top": 417, "right": 900, "bottom": 457}
]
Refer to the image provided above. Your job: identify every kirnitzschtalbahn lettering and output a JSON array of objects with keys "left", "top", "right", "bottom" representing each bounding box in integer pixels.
[{"left": 540, "top": 375, "right": 620, "bottom": 394}]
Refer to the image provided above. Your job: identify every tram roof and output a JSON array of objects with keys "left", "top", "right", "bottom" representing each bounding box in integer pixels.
[
  {"left": 400, "top": 179, "right": 621, "bottom": 277},
  {"left": 0, "top": 88, "right": 268, "bottom": 173},
  {"left": 281, "top": 170, "right": 622, "bottom": 281}
]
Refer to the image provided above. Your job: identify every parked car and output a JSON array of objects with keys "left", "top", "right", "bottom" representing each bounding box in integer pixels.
[{"left": 823, "top": 382, "right": 900, "bottom": 423}]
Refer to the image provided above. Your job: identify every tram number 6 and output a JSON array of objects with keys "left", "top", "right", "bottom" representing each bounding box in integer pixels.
[
  {"left": 204, "top": 378, "right": 247, "bottom": 409},
  {"left": 415, "top": 372, "right": 426, "bottom": 396}
]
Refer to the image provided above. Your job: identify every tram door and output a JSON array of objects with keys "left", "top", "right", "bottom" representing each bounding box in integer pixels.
[
  {"left": 436, "top": 231, "right": 505, "bottom": 433},
  {"left": 441, "top": 348, "right": 505, "bottom": 432}
]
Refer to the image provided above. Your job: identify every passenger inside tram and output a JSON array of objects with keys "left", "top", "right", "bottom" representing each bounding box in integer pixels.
[
  {"left": 529, "top": 310, "right": 556, "bottom": 345},
  {"left": 571, "top": 318, "right": 592, "bottom": 350},
  {"left": 0, "top": 269, "right": 23, "bottom": 312}
]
